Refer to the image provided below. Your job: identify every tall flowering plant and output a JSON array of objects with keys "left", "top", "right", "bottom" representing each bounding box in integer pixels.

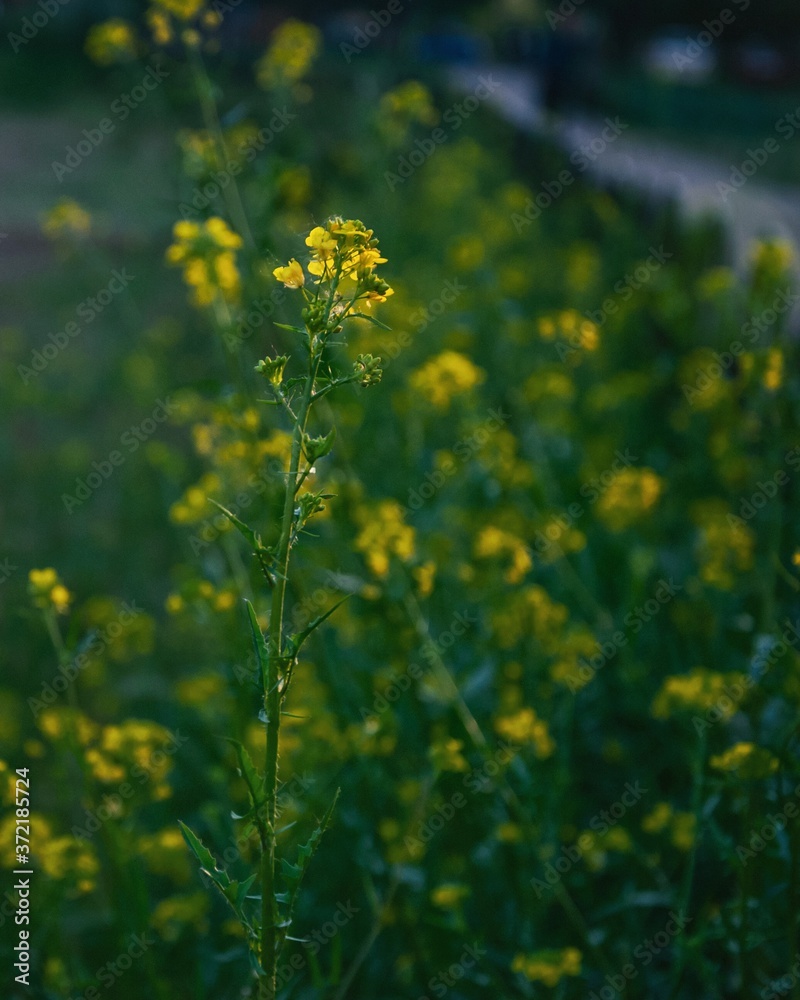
[{"left": 179, "top": 217, "right": 391, "bottom": 1000}]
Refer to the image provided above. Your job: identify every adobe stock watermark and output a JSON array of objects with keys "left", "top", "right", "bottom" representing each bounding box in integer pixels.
[
  {"left": 683, "top": 288, "right": 800, "bottom": 405},
  {"left": 417, "top": 942, "right": 487, "bottom": 1000},
  {"left": 359, "top": 609, "right": 478, "bottom": 722},
  {"left": 409, "top": 277, "right": 466, "bottom": 335},
  {"left": 274, "top": 900, "right": 360, "bottom": 990},
  {"left": 736, "top": 781, "right": 800, "bottom": 868},
  {"left": 403, "top": 742, "right": 519, "bottom": 853},
  {"left": 717, "top": 102, "right": 800, "bottom": 200},
  {"left": 727, "top": 446, "right": 800, "bottom": 526},
  {"left": 28, "top": 602, "right": 142, "bottom": 717},
  {"left": 340, "top": 0, "right": 408, "bottom": 62},
  {"left": 672, "top": 0, "right": 751, "bottom": 73},
  {"left": 580, "top": 246, "right": 672, "bottom": 332},
  {"left": 693, "top": 621, "right": 800, "bottom": 735},
  {"left": 512, "top": 117, "right": 628, "bottom": 232},
  {"left": 178, "top": 108, "right": 296, "bottom": 221},
  {"left": 545, "top": 0, "right": 587, "bottom": 29},
  {"left": 561, "top": 578, "right": 682, "bottom": 693},
  {"left": 52, "top": 62, "right": 170, "bottom": 181},
  {"left": 7, "top": 0, "right": 70, "bottom": 53},
  {"left": 762, "top": 952, "right": 800, "bottom": 999},
  {"left": 530, "top": 781, "right": 647, "bottom": 896},
  {"left": 61, "top": 398, "right": 178, "bottom": 514},
  {"left": 223, "top": 287, "right": 287, "bottom": 351},
  {"left": 405, "top": 408, "right": 510, "bottom": 513},
  {"left": 18, "top": 269, "right": 135, "bottom": 384},
  {"left": 588, "top": 911, "right": 692, "bottom": 999},
  {"left": 0, "top": 558, "right": 18, "bottom": 584},
  {"left": 532, "top": 448, "right": 637, "bottom": 561},
  {"left": 385, "top": 76, "right": 502, "bottom": 191}
]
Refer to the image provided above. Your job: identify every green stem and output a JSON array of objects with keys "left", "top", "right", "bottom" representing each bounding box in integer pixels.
[{"left": 260, "top": 340, "right": 321, "bottom": 996}]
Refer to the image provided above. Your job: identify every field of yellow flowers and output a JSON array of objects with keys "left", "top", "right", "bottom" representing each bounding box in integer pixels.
[{"left": 2, "top": 6, "right": 800, "bottom": 1000}]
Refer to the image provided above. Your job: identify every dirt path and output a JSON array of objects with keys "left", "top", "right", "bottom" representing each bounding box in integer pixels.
[{"left": 450, "top": 65, "right": 800, "bottom": 278}]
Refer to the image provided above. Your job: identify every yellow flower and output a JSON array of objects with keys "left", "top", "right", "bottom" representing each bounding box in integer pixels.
[
  {"left": 410, "top": 351, "right": 486, "bottom": 409},
  {"left": 430, "top": 883, "right": 469, "bottom": 909},
  {"left": 710, "top": 742, "right": 779, "bottom": 779},
  {"left": 151, "top": 0, "right": 205, "bottom": 21},
  {"left": 429, "top": 737, "right": 469, "bottom": 773},
  {"left": 41, "top": 199, "right": 91, "bottom": 240},
  {"left": 256, "top": 19, "right": 321, "bottom": 89},
  {"left": 166, "top": 217, "right": 242, "bottom": 308},
  {"left": 494, "top": 708, "right": 554, "bottom": 759},
  {"left": 354, "top": 500, "right": 415, "bottom": 578},
  {"left": 512, "top": 948, "right": 582, "bottom": 986},
  {"left": 273, "top": 259, "right": 305, "bottom": 289},
  {"left": 596, "top": 468, "right": 663, "bottom": 532},
  {"left": 763, "top": 347, "right": 783, "bottom": 391},
  {"left": 474, "top": 526, "right": 531, "bottom": 584},
  {"left": 28, "top": 568, "right": 72, "bottom": 614},
  {"left": 652, "top": 667, "right": 747, "bottom": 719},
  {"left": 85, "top": 19, "right": 138, "bottom": 65}
]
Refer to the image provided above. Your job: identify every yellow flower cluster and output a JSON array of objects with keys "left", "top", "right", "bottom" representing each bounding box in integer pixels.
[
  {"left": 166, "top": 218, "right": 242, "bottom": 307},
  {"left": 410, "top": 350, "right": 486, "bottom": 409},
  {"left": 138, "top": 827, "right": 192, "bottom": 882},
  {"left": 763, "top": 346, "right": 784, "bottom": 392},
  {"left": 596, "top": 468, "right": 663, "bottom": 532},
  {"left": 512, "top": 948, "right": 582, "bottom": 986},
  {"left": 474, "top": 525, "right": 531, "bottom": 585},
  {"left": 710, "top": 742, "right": 779, "bottom": 779},
  {"left": 431, "top": 882, "right": 470, "bottom": 909},
  {"left": 641, "top": 802, "right": 696, "bottom": 850},
  {"left": 28, "top": 567, "right": 72, "bottom": 615},
  {"left": 354, "top": 500, "right": 415, "bottom": 578},
  {"left": 256, "top": 19, "right": 321, "bottom": 90},
  {"left": 695, "top": 506, "right": 754, "bottom": 590},
  {"left": 151, "top": 891, "right": 210, "bottom": 942},
  {"left": 274, "top": 218, "right": 393, "bottom": 305},
  {"left": 494, "top": 708, "right": 554, "bottom": 758},
  {"left": 378, "top": 80, "right": 438, "bottom": 143},
  {"left": 652, "top": 667, "right": 747, "bottom": 719},
  {"left": 429, "top": 737, "right": 469, "bottom": 773},
  {"left": 538, "top": 310, "right": 599, "bottom": 353},
  {"left": 41, "top": 199, "right": 91, "bottom": 240},
  {"left": 85, "top": 19, "right": 138, "bottom": 64},
  {"left": 80, "top": 719, "right": 176, "bottom": 799},
  {"left": 491, "top": 585, "right": 569, "bottom": 649}
]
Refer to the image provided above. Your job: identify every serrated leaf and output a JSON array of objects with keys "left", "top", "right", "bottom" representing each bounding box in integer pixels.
[
  {"left": 209, "top": 498, "right": 261, "bottom": 552},
  {"left": 224, "top": 738, "right": 266, "bottom": 815},
  {"left": 276, "top": 789, "right": 340, "bottom": 960},
  {"left": 281, "top": 858, "right": 304, "bottom": 880},
  {"left": 178, "top": 820, "right": 231, "bottom": 894},
  {"left": 285, "top": 595, "right": 350, "bottom": 658},
  {"left": 245, "top": 599, "right": 270, "bottom": 694}
]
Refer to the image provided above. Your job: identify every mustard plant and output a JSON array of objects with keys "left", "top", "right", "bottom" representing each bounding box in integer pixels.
[{"left": 178, "top": 217, "right": 391, "bottom": 1000}]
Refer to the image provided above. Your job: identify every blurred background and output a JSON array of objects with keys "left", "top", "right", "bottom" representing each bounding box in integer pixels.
[{"left": 3, "top": 2, "right": 800, "bottom": 999}]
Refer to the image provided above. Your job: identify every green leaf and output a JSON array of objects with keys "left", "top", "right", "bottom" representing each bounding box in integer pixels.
[
  {"left": 178, "top": 820, "right": 232, "bottom": 896},
  {"left": 245, "top": 599, "right": 270, "bottom": 695},
  {"left": 273, "top": 322, "right": 305, "bottom": 334},
  {"left": 286, "top": 595, "right": 350, "bottom": 659},
  {"left": 209, "top": 498, "right": 261, "bottom": 552},
  {"left": 350, "top": 312, "right": 392, "bottom": 330},
  {"left": 276, "top": 789, "right": 341, "bottom": 960},
  {"left": 224, "top": 738, "right": 266, "bottom": 816}
]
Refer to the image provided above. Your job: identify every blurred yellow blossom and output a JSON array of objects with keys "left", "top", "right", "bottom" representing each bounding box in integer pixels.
[
  {"left": 512, "top": 948, "right": 582, "bottom": 986},
  {"left": 410, "top": 351, "right": 486, "bottom": 409},
  {"left": 85, "top": 19, "right": 138, "bottom": 64},
  {"left": 256, "top": 20, "right": 321, "bottom": 89},
  {"left": 710, "top": 742, "right": 779, "bottom": 779}
]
